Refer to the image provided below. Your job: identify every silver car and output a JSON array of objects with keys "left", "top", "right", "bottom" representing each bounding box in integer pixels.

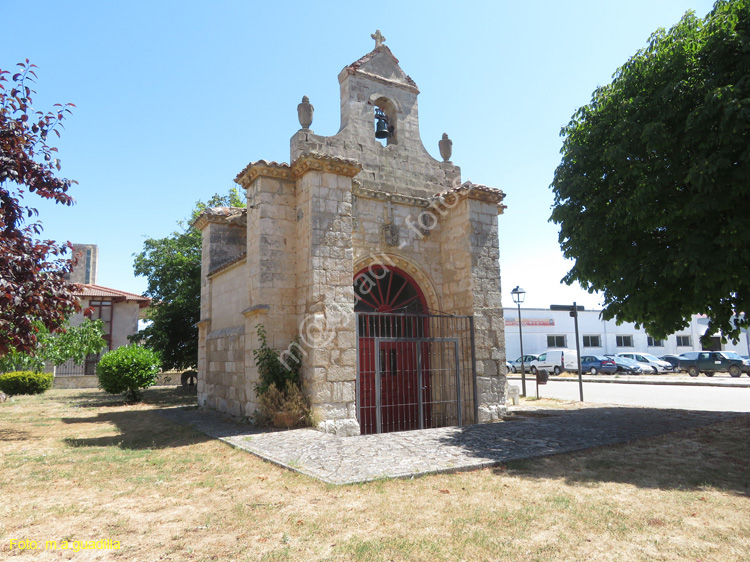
[
  {"left": 509, "top": 354, "right": 539, "bottom": 374},
  {"left": 616, "top": 352, "right": 674, "bottom": 374}
]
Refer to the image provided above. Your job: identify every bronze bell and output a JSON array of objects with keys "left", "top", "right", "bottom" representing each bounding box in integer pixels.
[{"left": 374, "top": 108, "right": 390, "bottom": 139}]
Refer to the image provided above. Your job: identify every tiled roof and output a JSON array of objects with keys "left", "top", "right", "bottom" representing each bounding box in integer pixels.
[
  {"left": 74, "top": 285, "right": 151, "bottom": 307},
  {"left": 192, "top": 206, "right": 247, "bottom": 230}
]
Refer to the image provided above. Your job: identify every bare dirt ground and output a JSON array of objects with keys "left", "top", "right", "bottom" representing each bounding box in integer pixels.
[{"left": 1, "top": 388, "right": 749, "bottom": 561}]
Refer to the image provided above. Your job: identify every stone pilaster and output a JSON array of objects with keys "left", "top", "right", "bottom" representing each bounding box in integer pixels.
[
  {"left": 291, "top": 153, "right": 361, "bottom": 436},
  {"left": 193, "top": 208, "right": 247, "bottom": 412},
  {"left": 438, "top": 183, "right": 507, "bottom": 421},
  {"left": 236, "top": 161, "right": 298, "bottom": 416}
]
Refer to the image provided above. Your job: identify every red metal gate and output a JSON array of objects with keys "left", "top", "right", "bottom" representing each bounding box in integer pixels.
[{"left": 356, "top": 313, "right": 476, "bottom": 435}]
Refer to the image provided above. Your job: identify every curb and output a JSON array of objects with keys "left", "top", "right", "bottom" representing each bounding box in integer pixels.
[{"left": 506, "top": 374, "right": 750, "bottom": 389}]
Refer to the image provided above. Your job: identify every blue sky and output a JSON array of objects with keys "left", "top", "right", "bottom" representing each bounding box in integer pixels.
[{"left": 2, "top": 0, "right": 717, "bottom": 310}]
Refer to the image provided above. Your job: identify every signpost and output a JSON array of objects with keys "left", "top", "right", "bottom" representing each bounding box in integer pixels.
[{"left": 550, "top": 303, "right": 585, "bottom": 402}]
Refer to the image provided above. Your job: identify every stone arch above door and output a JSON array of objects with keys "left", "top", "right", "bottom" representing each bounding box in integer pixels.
[{"left": 353, "top": 254, "right": 441, "bottom": 312}]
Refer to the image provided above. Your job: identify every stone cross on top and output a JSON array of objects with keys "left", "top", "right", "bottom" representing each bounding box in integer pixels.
[{"left": 371, "top": 29, "right": 386, "bottom": 48}]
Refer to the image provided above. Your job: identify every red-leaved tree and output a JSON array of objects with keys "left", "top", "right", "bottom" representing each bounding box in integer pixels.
[{"left": 0, "top": 60, "right": 80, "bottom": 356}]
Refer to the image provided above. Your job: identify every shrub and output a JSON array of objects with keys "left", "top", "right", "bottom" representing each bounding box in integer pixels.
[
  {"left": 0, "top": 371, "right": 54, "bottom": 395},
  {"left": 253, "top": 324, "right": 311, "bottom": 428},
  {"left": 253, "top": 325, "right": 301, "bottom": 395},
  {"left": 257, "top": 380, "right": 314, "bottom": 429},
  {"left": 96, "top": 345, "right": 161, "bottom": 402}
]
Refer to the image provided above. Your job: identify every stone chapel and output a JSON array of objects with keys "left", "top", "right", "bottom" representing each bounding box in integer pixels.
[{"left": 195, "top": 32, "right": 508, "bottom": 436}]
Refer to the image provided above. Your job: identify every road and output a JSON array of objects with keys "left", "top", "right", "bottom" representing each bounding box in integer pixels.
[{"left": 512, "top": 377, "right": 750, "bottom": 413}]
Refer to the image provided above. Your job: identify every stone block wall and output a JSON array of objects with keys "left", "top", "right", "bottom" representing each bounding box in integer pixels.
[
  {"left": 209, "top": 261, "right": 247, "bottom": 331},
  {"left": 244, "top": 172, "right": 298, "bottom": 351},
  {"left": 292, "top": 157, "right": 361, "bottom": 436},
  {"left": 202, "top": 326, "right": 246, "bottom": 418},
  {"left": 435, "top": 189, "right": 507, "bottom": 421},
  {"left": 194, "top": 209, "right": 247, "bottom": 415}
]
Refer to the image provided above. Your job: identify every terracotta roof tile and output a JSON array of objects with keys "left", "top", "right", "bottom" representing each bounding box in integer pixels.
[{"left": 74, "top": 285, "right": 151, "bottom": 307}]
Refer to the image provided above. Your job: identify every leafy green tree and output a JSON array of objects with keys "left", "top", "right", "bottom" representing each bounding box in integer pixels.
[
  {"left": 41, "top": 318, "right": 107, "bottom": 367},
  {"left": 550, "top": 0, "right": 750, "bottom": 343},
  {"left": 133, "top": 188, "right": 245, "bottom": 370},
  {"left": 0, "top": 318, "right": 107, "bottom": 373},
  {"left": 1, "top": 61, "right": 80, "bottom": 356}
]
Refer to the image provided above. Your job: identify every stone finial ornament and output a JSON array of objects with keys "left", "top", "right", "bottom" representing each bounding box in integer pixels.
[
  {"left": 297, "top": 95, "right": 313, "bottom": 129},
  {"left": 371, "top": 29, "right": 386, "bottom": 48},
  {"left": 439, "top": 133, "right": 452, "bottom": 161}
]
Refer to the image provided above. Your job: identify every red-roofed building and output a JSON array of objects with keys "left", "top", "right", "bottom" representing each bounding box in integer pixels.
[
  {"left": 51, "top": 245, "right": 151, "bottom": 384},
  {"left": 53, "top": 284, "right": 150, "bottom": 383},
  {"left": 74, "top": 285, "right": 150, "bottom": 350}
]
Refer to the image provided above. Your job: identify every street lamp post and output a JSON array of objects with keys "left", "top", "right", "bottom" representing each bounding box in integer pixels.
[{"left": 511, "top": 286, "right": 527, "bottom": 397}]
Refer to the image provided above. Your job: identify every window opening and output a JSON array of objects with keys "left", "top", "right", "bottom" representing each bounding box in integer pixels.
[
  {"left": 547, "top": 335, "right": 566, "bottom": 348},
  {"left": 616, "top": 335, "right": 634, "bottom": 347},
  {"left": 676, "top": 335, "right": 692, "bottom": 347},
  {"left": 373, "top": 98, "right": 397, "bottom": 146},
  {"left": 583, "top": 335, "right": 600, "bottom": 347}
]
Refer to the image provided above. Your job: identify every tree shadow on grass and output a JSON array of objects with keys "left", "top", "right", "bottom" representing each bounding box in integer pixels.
[
  {"left": 60, "top": 387, "right": 270, "bottom": 452},
  {"left": 63, "top": 386, "right": 198, "bottom": 409},
  {"left": 438, "top": 406, "right": 750, "bottom": 496},
  {"left": 0, "top": 427, "right": 32, "bottom": 441},
  {"left": 61, "top": 406, "right": 213, "bottom": 450}
]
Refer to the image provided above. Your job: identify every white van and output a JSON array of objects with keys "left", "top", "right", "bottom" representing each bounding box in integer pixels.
[{"left": 530, "top": 349, "right": 580, "bottom": 375}]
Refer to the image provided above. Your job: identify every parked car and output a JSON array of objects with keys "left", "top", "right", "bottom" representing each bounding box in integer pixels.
[
  {"left": 580, "top": 355, "right": 617, "bottom": 375},
  {"left": 660, "top": 354, "right": 683, "bottom": 372},
  {"left": 505, "top": 360, "right": 512, "bottom": 374},
  {"left": 530, "top": 349, "right": 580, "bottom": 376},
  {"left": 679, "top": 351, "right": 750, "bottom": 377},
  {"left": 606, "top": 355, "right": 644, "bottom": 374},
  {"left": 509, "top": 354, "right": 539, "bottom": 374},
  {"left": 616, "top": 352, "right": 674, "bottom": 374}
]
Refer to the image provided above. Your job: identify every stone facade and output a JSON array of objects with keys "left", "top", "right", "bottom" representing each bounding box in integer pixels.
[{"left": 195, "top": 36, "right": 507, "bottom": 434}]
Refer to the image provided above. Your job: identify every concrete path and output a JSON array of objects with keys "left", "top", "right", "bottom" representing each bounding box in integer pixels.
[{"left": 160, "top": 405, "right": 742, "bottom": 485}]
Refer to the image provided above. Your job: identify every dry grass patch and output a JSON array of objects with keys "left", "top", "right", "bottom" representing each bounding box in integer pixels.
[{"left": 1, "top": 388, "right": 748, "bottom": 561}]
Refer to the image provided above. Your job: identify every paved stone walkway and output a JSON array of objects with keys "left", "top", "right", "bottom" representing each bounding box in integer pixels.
[{"left": 160, "top": 406, "right": 740, "bottom": 485}]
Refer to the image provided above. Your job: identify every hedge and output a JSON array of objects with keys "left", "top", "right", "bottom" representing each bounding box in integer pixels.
[{"left": 0, "top": 371, "right": 54, "bottom": 395}]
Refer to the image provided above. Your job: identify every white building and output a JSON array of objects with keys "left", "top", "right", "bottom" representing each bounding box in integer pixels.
[{"left": 503, "top": 307, "right": 750, "bottom": 361}]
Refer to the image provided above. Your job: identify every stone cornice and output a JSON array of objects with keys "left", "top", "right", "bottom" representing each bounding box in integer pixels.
[
  {"left": 234, "top": 160, "right": 292, "bottom": 188},
  {"left": 352, "top": 185, "right": 431, "bottom": 208},
  {"left": 342, "top": 68, "right": 420, "bottom": 94},
  {"left": 242, "top": 304, "right": 269, "bottom": 317},
  {"left": 207, "top": 253, "right": 247, "bottom": 278},
  {"left": 434, "top": 181, "right": 508, "bottom": 215},
  {"left": 290, "top": 152, "right": 362, "bottom": 179}
]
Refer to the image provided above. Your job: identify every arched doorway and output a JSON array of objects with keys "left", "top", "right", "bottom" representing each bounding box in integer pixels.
[{"left": 354, "top": 265, "right": 430, "bottom": 434}]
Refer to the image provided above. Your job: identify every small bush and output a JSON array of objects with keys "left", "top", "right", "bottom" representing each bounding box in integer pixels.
[
  {"left": 254, "top": 325, "right": 301, "bottom": 395},
  {"left": 257, "top": 380, "right": 314, "bottom": 429},
  {"left": 96, "top": 345, "right": 161, "bottom": 402},
  {"left": 0, "top": 371, "right": 54, "bottom": 395},
  {"left": 252, "top": 324, "right": 311, "bottom": 428}
]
